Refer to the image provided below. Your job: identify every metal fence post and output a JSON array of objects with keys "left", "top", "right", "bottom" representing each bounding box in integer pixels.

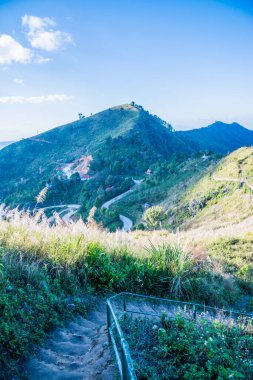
[
  {"left": 121, "top": 339, "right": 127, "bottom": 380},
  {"left": 106, "top": 303, "right": 111, "bottom": 344},
  {"left": 123, "top": 293, "right": 127, "bottom": 313},
  {"left": 193, "top": 305, "right": 196, "bottom": 319}
]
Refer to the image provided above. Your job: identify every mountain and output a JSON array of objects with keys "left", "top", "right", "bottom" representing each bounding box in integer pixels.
[
  {"left": 0, "top": 104, "right": 194, "bottom": 215},
  {"left": 177, "top": 122, "right": 253, "bottom": 154},
  {"left": 1, "top": 104, "right": 253, "bottom": 231},
  {"left": 0, "top": 141, "right": 14, "bottom": 150}
]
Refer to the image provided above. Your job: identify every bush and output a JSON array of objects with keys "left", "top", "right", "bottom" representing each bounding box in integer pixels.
[
  {"left": 121, "top": 314, "right": 253, "bottom": 380},
  {"left": 143, "top": 206, "right": 166, "bottom": 229}
]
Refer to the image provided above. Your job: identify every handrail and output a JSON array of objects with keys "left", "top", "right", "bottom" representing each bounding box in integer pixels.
[
  {"left": 107, "top": 299, "right": 137, "bottom": 380},
  {"left": 107, "top": 292, "right": 252, "bottom": 379},
  {"left": 111, "top": 292, "right": 253, "bottom": 318}
]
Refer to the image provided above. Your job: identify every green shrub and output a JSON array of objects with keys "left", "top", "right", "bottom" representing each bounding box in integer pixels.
[{"left": 121, "top": 314, "right": 253, "bottom": 379}]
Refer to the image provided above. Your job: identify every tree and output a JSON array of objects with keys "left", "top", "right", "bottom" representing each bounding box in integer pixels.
[{"left": 143, "top": 206, "right": 166, "bottom": 229}]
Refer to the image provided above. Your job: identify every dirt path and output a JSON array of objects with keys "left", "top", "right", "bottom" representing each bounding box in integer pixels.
[
  {"left": 24, "top": 300, "right": 117, "bottom": 380},
  {"left": 212, "top": 166, "right": 253, "bottom": 191}
]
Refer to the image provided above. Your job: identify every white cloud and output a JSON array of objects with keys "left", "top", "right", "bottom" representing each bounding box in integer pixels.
[
  {"left": 22, "top": 15, "right": 55, "bottom": 31},
  {"left": 34, "top": 55, "right": 52, "bottom": 64},
  {"left": 0, "top": 34, "right": 33, "bottom": 64},
  {"left": 0, "top": 94, "right": 73, "bottom": 104},
  {"left": 22, "top": 15, "right": 73, "bottom": 51},
  {"left": 13, "top": 78, "right": 25, "bottom": 85}
]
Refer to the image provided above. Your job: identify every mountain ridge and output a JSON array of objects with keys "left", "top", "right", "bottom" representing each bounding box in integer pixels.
[
  {"left": 1, "top": 103, "right": 253, "bottom": 231},
  {"left": 177, "top": 121, "right": 253, "bottom": 154}
]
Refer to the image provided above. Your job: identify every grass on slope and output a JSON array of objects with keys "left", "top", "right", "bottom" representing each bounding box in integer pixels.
[
  {"left": 169, "top": 148, "right": 253, "bottom": 231},
  {"left": 111, "top": 155, "right": 218, "bottom": 227},
  {"left": 214, "top": 147, "right": 253, "bottom": 180}
]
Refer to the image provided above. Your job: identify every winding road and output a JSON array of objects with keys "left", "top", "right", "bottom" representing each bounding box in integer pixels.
[
  {"left": 101, "top": 179, "right": 142, "bottom": 232},
  {"left": 1, "top": 179, "right": 142, "bottom": 231},
  {"left": 41, "top": 204, "right": 80, "bottom": 224}
]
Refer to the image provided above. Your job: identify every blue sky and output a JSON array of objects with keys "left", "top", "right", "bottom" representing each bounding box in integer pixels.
[{"left": 0, "top": 0, "right": 252, "bottom": 140}]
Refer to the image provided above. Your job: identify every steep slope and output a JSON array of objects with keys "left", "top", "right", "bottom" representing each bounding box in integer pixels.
[
  {"left": 177, "top": 122, "right": 253, "bottom": 154},
  {"left": 171, "top": 147, "right": 253, "bottom": 231},
  {"left": 110, "top": 154, "right": 218, "bottom": 227},
  {"left": 0, "top": 104, "right": 194, "bottom": 209}
]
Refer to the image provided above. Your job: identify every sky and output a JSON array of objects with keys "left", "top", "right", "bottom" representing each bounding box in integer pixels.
[{"left": 0, "top": 0, "right": 253, "bottom": 140}]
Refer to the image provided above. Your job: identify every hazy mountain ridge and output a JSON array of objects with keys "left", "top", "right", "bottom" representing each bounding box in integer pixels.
[{"left": 177, "top": 121, "right": 253, "bottom": 154}]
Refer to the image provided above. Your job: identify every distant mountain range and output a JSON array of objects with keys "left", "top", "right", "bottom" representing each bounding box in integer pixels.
[
  {"left": 0, "top": 141, "right": 14, "bottom": 150},
  {"left": 0, "top": 103, "right": 253, "bottom": 230},
  {"left": 178, "top": 121, "right": 253, "bottom": 154}
]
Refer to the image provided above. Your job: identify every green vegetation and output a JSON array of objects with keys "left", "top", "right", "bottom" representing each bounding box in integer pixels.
[
  {"left": 143, "top": 206, "right": 166, "bottom": 229},
  {"left": 1, "top": 214, "right": 252, "bottom": 377},
  {"left": 121, "top": 313, "right": 253, "bottom": 379},
  {"left": 0, "top": 104, "right": 193, "bottom": 209},
  {"left": 167, "top": 148, "right": 253, "bottom": 231},
  {"left": 0, "top": 246, "right": 86, "bottom": 378},
  {"left": 208, "top": 236, "right": 253, "bottom": 293},
  {"left": 112, "top": 155, "right": 218, "bottom": 229}
]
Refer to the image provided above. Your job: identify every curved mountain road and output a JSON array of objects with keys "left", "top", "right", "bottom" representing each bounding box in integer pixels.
[
  {"left": 41, "top": 205, "right": 80, "bottom": 224},
  {"left": 101, "top": 179, "right": 142, "bottom": 232},
  {"left": 0, "top": 180, "right": 143, "bottom": 230}
]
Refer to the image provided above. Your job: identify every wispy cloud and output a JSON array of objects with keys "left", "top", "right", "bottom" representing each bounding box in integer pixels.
[
  {"left": 22, "top": 15, "right": 73, "bottom": 51},
  {"left": 0, "top": 34, "right": 33, "bottom": 64},
  {"left": 13, "top": 78, "right": 25, "bottom": 85},
  {"left": 0, "top": 94, "right": 73, "bottom": 104},
  {"left": 34, "top": 55, "right": 53, "bottom": 64}
]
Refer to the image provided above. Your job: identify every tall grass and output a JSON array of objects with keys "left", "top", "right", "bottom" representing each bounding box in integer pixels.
[
  {"left": 146, "top": 243, "right": 194, "bottom": 299},
  {"left": 0, "top": 209, "right": 243, "bottom": 303},
  {"left": 0, "top": 210, "right": 251, "bottom": 377}
]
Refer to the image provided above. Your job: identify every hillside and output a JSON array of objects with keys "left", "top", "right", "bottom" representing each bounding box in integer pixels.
[
  {"left": 113, "top": 147, "right": 253, "bottom": 234},
  {"left": 178, "top": 121, "right": 253, "bottom": 154},
  {"left": 169, "top": 147, "right": 253, "bottom": 231},
  {"left": 0, "top": 141, "right": 14, "bottom": 150},
  {"left": 110, "top": 154, "right": 219, "bottom": 227},
  {"left": 0, "top": 104, "right": 195, "bottom": 215}
]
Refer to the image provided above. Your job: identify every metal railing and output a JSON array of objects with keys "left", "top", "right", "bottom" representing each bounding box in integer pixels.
[
  {"left": 107, "top": 292, "right": 253, "bottom": 380},
  {"left": 107, "top": 296, "right": 137, "bottom": 380}
]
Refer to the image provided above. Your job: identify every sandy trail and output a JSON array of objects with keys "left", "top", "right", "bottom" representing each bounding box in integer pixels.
[{"left": 24, "top": 300, "right": 117, "bottom": 380}]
